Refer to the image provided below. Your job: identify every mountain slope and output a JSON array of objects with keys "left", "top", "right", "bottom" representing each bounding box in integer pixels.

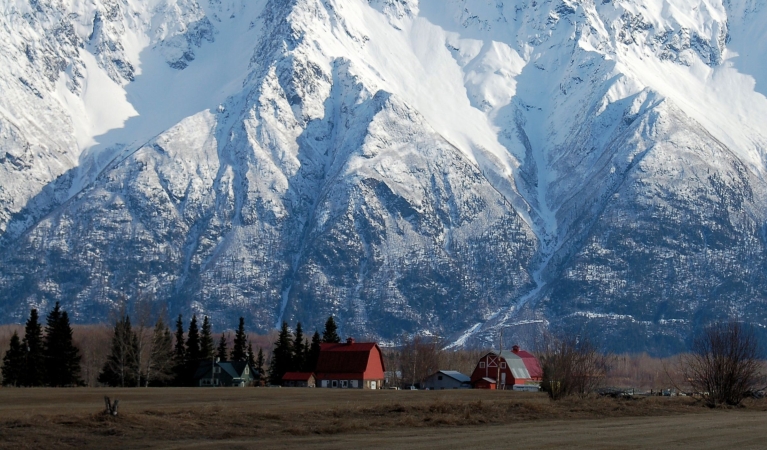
[{"left": 1, "top": 0, "right": 767, "bottom": 352}]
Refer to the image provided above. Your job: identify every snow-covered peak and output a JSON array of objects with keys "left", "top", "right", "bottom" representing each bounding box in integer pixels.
[{"left": 2, "top": 0, "right": 767, "bottom": 352}]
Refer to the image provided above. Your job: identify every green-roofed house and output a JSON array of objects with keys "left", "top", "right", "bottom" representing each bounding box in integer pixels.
[{"left": 194, "top": 359, "right": 256, "bottom": 387}]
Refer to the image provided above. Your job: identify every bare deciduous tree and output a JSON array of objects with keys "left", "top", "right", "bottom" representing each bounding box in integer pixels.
[
  {"left": 383, "top": 335, "right": 486, "bottom": 388},
  {"left": 538, "top": 333, "right": 610, "bottom": 400},
  {"left": 681, "top": 321, "right": 764, "bottom": 407},
  {"left": 398, "top": 335, "right": 441, "bottom": 388}
]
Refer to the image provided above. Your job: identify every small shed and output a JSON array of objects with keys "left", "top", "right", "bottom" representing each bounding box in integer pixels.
[
  {"left": 423, "top": 370, "right": 471, "bottom": 390},
  {"left": 282, "top": 372, "right": 316, "bottom": 388},
  {"left": 473, "top": 377, "right": 497, "bottom": 390}
]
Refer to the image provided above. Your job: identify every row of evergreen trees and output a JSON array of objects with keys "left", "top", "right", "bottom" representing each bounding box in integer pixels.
[
  {"left": 98, "top": 313, "right": 267, "bottom": 387},
  {"left": 2, "top": 306, "right": 345, "bottom": 388},
  {"left": 268, "top": 316, "right": 341, "bottom": 385},
  {"left": 1, "top": 304, "right": 82, "bottom": 387}
]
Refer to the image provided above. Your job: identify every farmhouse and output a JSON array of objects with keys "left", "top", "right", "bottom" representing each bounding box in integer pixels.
[
  {"left": 470, "top": 345, "right": 542, "bottom": 390},
  {"left": 282, "top": 372, "right": 316, "bottom": 388},
  {"left": 314, "top": 338, "right": 385, "bottom": 389},
  {"left": 423, "top": 370, "right": 471, "bottom": 390},
  {"left": 194, "top": 360, "right": 256, "bottom": 387}
]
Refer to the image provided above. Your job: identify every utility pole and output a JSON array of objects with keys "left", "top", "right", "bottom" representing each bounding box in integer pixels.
[{"left": 497, "top": 329, "right": 502, "bottom": 391}]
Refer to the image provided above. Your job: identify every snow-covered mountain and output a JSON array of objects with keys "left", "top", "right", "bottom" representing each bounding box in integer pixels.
[{"left": 2, "top": 0, "right": 767, "bottom": 353}]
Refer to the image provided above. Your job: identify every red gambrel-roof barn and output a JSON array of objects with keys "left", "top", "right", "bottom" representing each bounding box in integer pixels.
[
  {"left": 470, "top": 345, "right": 542, "bottom": 390},
  {"left": 314, "top": 338, "right": 385, "bottom": 389}
]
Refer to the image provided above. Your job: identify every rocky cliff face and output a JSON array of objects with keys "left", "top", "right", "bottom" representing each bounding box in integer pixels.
[{"left": 2, "top": 0, "right": 767, "bottom": 353}]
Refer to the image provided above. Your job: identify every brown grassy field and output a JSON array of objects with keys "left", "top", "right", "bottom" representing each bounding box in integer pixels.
[{"left": 1, "top": 388, "right": 766, "bottom": 449}]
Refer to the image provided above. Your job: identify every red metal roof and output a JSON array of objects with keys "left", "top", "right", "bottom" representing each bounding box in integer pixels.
[
  {"left": 314, "top": 342, "right": 385, "bottom": 380},
  {"left": 470, "top": 347, "right": 543, "bottom": 385},
  {"left": 282, "top": 372, "right": 315, "bottom": 381},
  {"left": 516, "top": 350, "right": 543, "bottom": 378}
]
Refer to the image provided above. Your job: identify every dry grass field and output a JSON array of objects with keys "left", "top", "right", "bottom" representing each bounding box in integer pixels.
[{"left": 1, "top": 388, "right": 766, "bottom": 449}]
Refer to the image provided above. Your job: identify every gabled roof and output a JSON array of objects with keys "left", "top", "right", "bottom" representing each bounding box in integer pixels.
[
  {"left": 436, "top": 370, "right": 471, "bottom": 383},
  {"left": 283, "top": 372, "right": 315, "bottom": 381},
  {"left": 193, "top": 360, "right": 252, "bottom": 380},
  {"left": 218, "top": 362, "right": 243, "bottom": 379}
]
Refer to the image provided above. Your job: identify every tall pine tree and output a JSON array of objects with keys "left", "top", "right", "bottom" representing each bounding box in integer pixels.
[
  {"left": 98, "top": 314, "right": 139, "bottom": 387},
  {"left": 247, "top": 342, "right": 256, "bottom": 369},
  {"left": 232, "top": 317, "right": 247, "bottom": 361},
  {"left": 322, "top": 316, "right": 341, "bottom": 343},
  {"left": 292, "top": 322, "right": 306, "bottom": 371},
  {"left": 1, "top": 332, "right": 24, "bottom": 386},
  {"left": 186, "top": 315, "right": 201, "bottom": 363},
  {"left": 268, "top": 321, "right": 293, "bottom": 385},
  {"left": 172, "top": 314, "right": 186, "bottom": 386},
  {"left": 216, "top": 333, "right": 228, "bottom": 361},
  {"left": 200, "top": 316, "right": 214, "bottom": 361},
  {"left": 44, "top": 304, "right": 82, "bottom": 386},
  {"left": 146, "top": 317, "right": 174, "bottom": 386},
  {"left": 255, "top": 347, "right": 266, "bottom": 386},
  {"left": 306, "top": 331, "right": 322, "bottom": 372},
  {"left": 21, "top": 309, "right": 45, "bottom": 386}
]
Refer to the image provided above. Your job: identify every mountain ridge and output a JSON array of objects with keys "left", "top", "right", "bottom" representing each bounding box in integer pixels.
[{"left": 2, "top": 0, "right": 767, "bottom": 353}]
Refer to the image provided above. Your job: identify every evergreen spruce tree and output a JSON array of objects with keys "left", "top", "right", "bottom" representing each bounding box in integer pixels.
[
  {"left": 292, "top": 322, "right": 306, "bottom": 371},
  {"left": 255, "top": 347, "right": 266, "bottom": 386},
  {"left": 322, "top": 316, "right": 341, "bottom": 343},
  {"left": 216, "top": 333, "right": 228, "bottom": 361},
  {"left": 232, "top": 317, "right": 247, "bottom": 361},
  {"left": 186, "top": 315, "right": 201, "bottom": 363},
  {"left": 44, "top": 303, "right": 82, "bottom": 386},
  {"left": 21, "top": 309, "right": 45, "bottom": 386},
  {"left": 247, "top": 342, "right": 256, "bottom": 369},
  {"left": 146, "top": 317, "right": 174, "bottom": 386},
  {"left": 1, "top": 332, "right": 24, "bottom": 386},
  {"left": 200, "top": 316, "right": 214, "bottom": 361},
  {"left": 98, "top": 314, "right": 139, "bottom": 387},
  {"left": 306, "top": 331, "right": 322, "bottom": 372},
  {"left": 268, "top": 321, "right": 293, "bottom": 385},
  {"left": 172, "top": 314, "right": 186, "bottom": 386}
]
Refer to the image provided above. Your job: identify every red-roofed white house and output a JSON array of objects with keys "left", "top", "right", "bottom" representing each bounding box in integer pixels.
[{"left": 314, "top": 338, "right": 385, "bottom": 389}]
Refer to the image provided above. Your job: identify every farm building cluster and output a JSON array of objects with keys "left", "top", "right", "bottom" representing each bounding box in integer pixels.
[
  {"left": 280, "top": 340, "right": 542, "bottom": 390},
  {"left": 193, "top": 336, "right": 542, "bottom": 390}
]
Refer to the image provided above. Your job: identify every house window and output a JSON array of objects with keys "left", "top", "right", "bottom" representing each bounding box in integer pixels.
[
  {"left": 332, "top": 380, "right": 338, "bottom": 388},
  {"left": 214, "top": 367, "right": 221, "bottom": 374},
  {"left": 341, "top": 380, "right": 349, "bottom": 388},
  {"left": 438, "top": 376, "right": 443, "bottom": 380},
  {"left": 351, "top": 380, "right": 358, "bottom": 388},
  {"left": 244, "top": 367, "right": 249, "bottom": 374},
  {"left": 321, "top": 380, "right": 328, "bottom": 388},
  {"left": 479, "top": 362, "right": 485, "bottom": 369},
  {"left": 500, "top": 362, "right": 506, "bottom": 369}
]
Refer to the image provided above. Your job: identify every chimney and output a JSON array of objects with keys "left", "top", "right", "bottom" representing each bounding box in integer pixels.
[
  {"left": 512, "top": 345, "right": 520, "bottom": 354},
  {"left": 346, "top": 337, "right": 355, "bottom": 345}
]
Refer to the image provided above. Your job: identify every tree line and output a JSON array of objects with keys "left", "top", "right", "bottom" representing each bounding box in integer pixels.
[
  {"left": 267, "top": 316, "right": 341, "bottom": 385},
  {"left": 538, "top": 321, "right": 766, "bottom": 406},
  {"left": 1, "top": 306, "right": 344, "bottom": 388},
  {"left": 98, "top": 312, "right": 268, "bottom": 387},
  {"left": 2, "top": 304, "right": 82, "bottom": 387}
]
